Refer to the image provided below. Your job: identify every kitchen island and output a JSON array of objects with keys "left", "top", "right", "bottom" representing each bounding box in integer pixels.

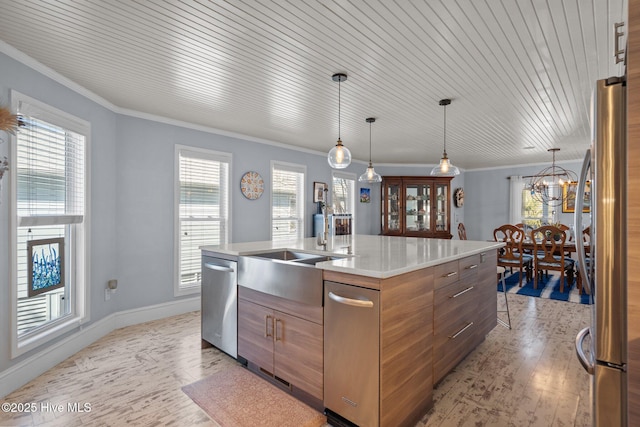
[{"left": 201, "top": 234, "right": 503, "bottom": 427}]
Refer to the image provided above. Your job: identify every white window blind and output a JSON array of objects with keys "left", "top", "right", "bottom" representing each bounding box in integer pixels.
[
  {"left": 177, "top": 147, "right": 230, "bottom": 289},
  {"left": 12, "top": 92, "right": 89, "bottom": 350},
  {"left": 272, "top": 162, "right": 305, "bottom": 242},
  {"left": 332, "top": 171, "right": 355, "bottom": 214}
]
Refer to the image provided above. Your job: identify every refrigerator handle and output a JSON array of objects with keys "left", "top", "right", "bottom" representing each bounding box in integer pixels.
[
  {"left": 574, "top": 149, "right": 592, "bottom": 295},
  {"left": 575, "top": 326, "right": 595, "bottom": 375}
]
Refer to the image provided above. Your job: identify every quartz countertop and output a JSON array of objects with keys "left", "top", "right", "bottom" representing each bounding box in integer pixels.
[{"left": 201, "top": 234, "right": 504, "bottom": 279}]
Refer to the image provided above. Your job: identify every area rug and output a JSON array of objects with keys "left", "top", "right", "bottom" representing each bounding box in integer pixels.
[
  {"left": 182, "top": 365, "right": 326, "bottom": 427},
  {"left": 498, "top": 270, "right": 592, "bottom": 305}
]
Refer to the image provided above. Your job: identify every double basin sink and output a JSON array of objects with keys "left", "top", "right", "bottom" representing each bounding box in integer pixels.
[{"left": 238, "top": 250, "right": 346, "bottom": 306}]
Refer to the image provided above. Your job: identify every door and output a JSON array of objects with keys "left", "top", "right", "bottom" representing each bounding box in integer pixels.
[
  {"left": 273, "top": 311, "right": 324, "bottom": 400},
  {"left": 201, "top": 257, "right": 237, "bottom": 357},
  {"left": 238, "top": 299, "right": 274, "bottom": 373},
  {"left": 324, "top": 281, "right": 380, "bottom": 427},
  {"left": 382, "top": 178, "right": 402, "bottom": 235},
  {"left": 404, "top": 180, "right": 431, "bottom": 236}
]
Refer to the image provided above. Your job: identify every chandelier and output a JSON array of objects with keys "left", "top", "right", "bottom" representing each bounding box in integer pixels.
[{"left": 527, "top": 148, "right": 577, "bottom": 207}]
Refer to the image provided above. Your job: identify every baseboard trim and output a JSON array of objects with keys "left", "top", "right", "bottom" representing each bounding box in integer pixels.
[{"left": 0, "top": 297, "right": 200, "bottom": 398}]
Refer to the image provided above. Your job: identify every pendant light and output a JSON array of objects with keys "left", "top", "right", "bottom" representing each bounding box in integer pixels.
[
  {"left": 328, "top": 73, "right": 352, "bottom": 169},
  {"left": 359, "top": 117, "right": 382, "bottom": 182},
  {"left": 430, "top": 98, "right": 460, "bottom": 176}
]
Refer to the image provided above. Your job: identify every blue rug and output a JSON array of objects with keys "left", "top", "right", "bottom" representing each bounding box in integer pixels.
[{"left": 498, "top": 270, "right": 592, "bottom": 305}]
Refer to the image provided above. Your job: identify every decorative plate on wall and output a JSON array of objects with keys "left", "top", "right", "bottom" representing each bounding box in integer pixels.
[{"left": 240, "top": 171, "right": 264, "bottom": 200}]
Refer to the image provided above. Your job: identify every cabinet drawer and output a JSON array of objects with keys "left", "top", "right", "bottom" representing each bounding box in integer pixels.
[
  {"left": 433, "top": 260, "right": 459, "bottom": 289},
  {"left": 434, "top": 279, "right": 478, "bottom": 326},
  {"left": 433, "top": 317, "right": 477, "bottom": 383},
  {"left": 458, "top": 254, "right": 481, "bottom": 279}
]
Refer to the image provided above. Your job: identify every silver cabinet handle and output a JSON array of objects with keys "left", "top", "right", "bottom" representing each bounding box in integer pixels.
[
  {"left": 265, "top": 315, "right": 273, "bottom": 338},
  {"left": 448, "top": 322, "right": 474, "bottom": 339},
  {"left": 450, "top": 286, "right": 474, "bottom": 299},
  {"left": 328, "top": 291, "right": 374, "bottom": 308},
  {"left": 204, "top": 263, "right": 235, "bottom": 273},
  {"left": 465, "top": 264, "right": 478, "bottom": 270},
  {"left": 443, "top": 271, "right": 458, "bottom": 278},
  {"left": 274, "top": 318, "right": 283, "bottom": 341},
  {"left": 575, "top": 327, "right": 594, "bottom": 375}
]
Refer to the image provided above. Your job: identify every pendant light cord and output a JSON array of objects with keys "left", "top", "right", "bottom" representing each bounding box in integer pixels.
[
  {"left": 369, "top": 120, "right": 372, "bottom": 162},
  {"left": 338, "top": 78, "right": 341, "bottom": 140},
  {"left": 443, "top": 103, "right": 447, "bottom": 156}
]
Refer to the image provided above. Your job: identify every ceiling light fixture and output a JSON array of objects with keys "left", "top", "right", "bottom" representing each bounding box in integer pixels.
[
  {"left": 359, "top": 117, "right": 382, "bottom": 183},
  {"left": 527, "top": 148, "right": 577, "bottom": 207},
  {"left": 430, "top": 98, "right": 460, "bottom": 176},
  {"left": 328, "top": 73, "right": 351, "bottom": 169}
]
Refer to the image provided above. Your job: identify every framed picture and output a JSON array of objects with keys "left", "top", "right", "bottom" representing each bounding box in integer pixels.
[
  {"left": 313, "top": 182, "right": 326, "bottom": 203},
  {"left": 27, "top": 237, "right": 65, "bottom": 298},
  {"left": 562, "top": 181, "right": 591, "bottom": 213},
  {"left": 360, "top": 187, "right": 371, "bottom": 203}
]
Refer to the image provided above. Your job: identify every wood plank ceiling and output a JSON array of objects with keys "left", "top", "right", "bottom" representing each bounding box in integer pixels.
[{"left": 0, "top": 0, "right": 628, "bottom": 169}]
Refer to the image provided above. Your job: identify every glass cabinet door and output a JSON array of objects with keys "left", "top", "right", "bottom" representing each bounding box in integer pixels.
[
  {"left": 384, "top": 181, "right": 401, "bottom": 233},
  {"left": 434, "top": 183, "right": 448, "bottom": 233},
  {"left": 405, "top": 182, "right": 431, "bottom": 233}
]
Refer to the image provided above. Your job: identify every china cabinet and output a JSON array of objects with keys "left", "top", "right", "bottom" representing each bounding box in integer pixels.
[{"left": 381, "top": 176, "right": 452, "bottom": 238}]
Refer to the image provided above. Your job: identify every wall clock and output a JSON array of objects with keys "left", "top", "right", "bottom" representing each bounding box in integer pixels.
[
  {"left": 454, "top": 187, "right": 464, "bottom": 207},
  {"left": 240, "top": 171, "right": 264, "bottom": 200}
]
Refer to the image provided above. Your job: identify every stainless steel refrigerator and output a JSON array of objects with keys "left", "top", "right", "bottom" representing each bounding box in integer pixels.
[{"left": 575, "top": 76, "right": 627, "bottom": 426}]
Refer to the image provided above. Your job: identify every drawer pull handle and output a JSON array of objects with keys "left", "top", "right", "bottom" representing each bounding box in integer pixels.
[
  {"left": 450, "top": 286, "right": 474, "bottom": 298},
  {"left": 443, "top": 271, "right": 458, "bottom": 278},
  {"left": 465, "top": 264, "right": 478, "bottom": 270},
  {"left": 448, "top": 322, "right": 474, "bottom": 339}
]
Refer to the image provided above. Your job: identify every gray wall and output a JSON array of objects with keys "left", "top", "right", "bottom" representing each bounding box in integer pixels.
[{"left": 464, "top": 160, "right": 590, "bottom": 241}]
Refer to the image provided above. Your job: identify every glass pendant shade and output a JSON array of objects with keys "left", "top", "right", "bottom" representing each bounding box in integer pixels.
[
  {"left": 359, "top": 117, "right": 382, "bottom": 182},
  {"left": 359, "top": 162, "right": 382, "bottom": 182},
  {"left": 430, "top": 99, "right": 460, "bottom": 176},
  {"left": 328, "top": 138, "right": 352, "bottom": 169},
  {"left": 328, "top": 73, "right": 351, "bottom": 169},
  {"left": 430, "top": 155, "right": 460, "bottom": 176}
]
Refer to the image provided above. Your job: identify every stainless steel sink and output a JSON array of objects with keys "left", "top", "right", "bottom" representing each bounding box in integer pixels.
[{"left": 238, "top": 251, "right": 345, "bottom": 306}]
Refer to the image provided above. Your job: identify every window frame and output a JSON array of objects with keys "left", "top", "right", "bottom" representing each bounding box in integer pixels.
[
  {"left": 270, "top": 160, "right": 306, "bottom": 242},
  {"left": 174, "top": 145, "right": 232, "bottom": 296},
  {"left": 10, "top": 90, "right": 91, "bottom": 359}
]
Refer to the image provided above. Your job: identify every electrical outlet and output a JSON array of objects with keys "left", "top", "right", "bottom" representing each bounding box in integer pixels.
[{"left": 105, "top": 289, "right": 111, "bottom": 301}]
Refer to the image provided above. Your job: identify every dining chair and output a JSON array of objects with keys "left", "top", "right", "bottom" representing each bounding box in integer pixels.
[
  {"left": 494, "top": 224, "right": 533, "bottom": 286},
  {"left": 458, "top": 223, "right": 467, "bottom": 240},
  {"left": 530, "top": 225, "right": 576, "bottom": 292}
]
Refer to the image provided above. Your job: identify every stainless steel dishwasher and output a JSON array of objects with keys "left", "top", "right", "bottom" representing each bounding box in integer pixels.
[
  {"left": 201, "top": 256, "right": 237, "bottom": 358},
  {"left": 324, "top": 281, "right": 380, "bottom": 427}
]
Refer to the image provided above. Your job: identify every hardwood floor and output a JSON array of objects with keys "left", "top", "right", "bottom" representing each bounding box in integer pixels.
[{"left": 0, "top": 294, "right": 591, "bottom": 427}]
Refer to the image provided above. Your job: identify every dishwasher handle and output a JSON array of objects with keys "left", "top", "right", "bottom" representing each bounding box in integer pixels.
[
  {"left": 328, "top": 291, "right": 374, "bottom": 308},
  {"left": 204, "top": 263, "right": 235, "bottom": 273}
]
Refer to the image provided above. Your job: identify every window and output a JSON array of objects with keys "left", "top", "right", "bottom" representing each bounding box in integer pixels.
[
  {"left": 271, "top": 161, "right": 305, "bottom": 242},
  {"left": 521, "top": 187, "right": 554, "bottom": 229},
  {"left": 175, "top": 146, "right": 231, "bottom": 295},
  {"left": 11, "top": 91, "right": 89, "bottom": 358},
  {"left": 331, "top": 171, "right": 356, "bottom": 215}
]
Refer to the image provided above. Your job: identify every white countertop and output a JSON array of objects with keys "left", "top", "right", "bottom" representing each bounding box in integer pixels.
[{"left": 201, "top": 234, "right": 504, "bottom": 279}]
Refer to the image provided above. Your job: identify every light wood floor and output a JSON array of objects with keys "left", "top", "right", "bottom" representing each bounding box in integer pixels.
[{"left": 0, "top": 293, "right": 591, "bottom": 427}]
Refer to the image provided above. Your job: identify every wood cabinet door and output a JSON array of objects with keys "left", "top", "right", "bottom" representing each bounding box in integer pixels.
[
  {"left": 382, "top": 178, "right": 403, "bottom": 235},
  {"left": 238, "top": 299, "right": 275, "bottom": 374},
  {"left": 273, "top": 311, "right": 324, "bottom": 400}
]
